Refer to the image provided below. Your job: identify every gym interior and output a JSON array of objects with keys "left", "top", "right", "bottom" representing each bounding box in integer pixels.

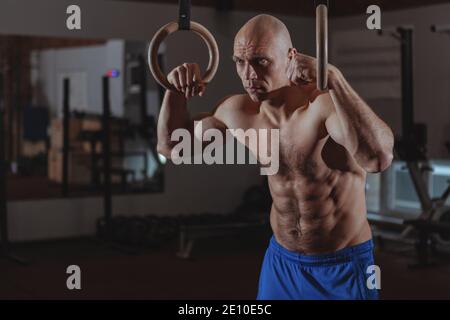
[{"left": 0, "top": 0, "right": 450, "bottom": 300}]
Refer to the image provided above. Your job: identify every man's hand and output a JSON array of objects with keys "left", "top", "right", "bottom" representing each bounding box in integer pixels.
[
  {"left": 167, "top": 63, "right": 206, "bottom": 99},
  {"left": 286, "top": 52, "right": 340, "bottom": 89}
]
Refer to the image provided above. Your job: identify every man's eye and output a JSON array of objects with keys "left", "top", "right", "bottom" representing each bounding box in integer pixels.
[
  {"left": 258, "top": 58, "right": 269, "bottom": 66},
  {"left": 236, "top": 59, "right": 244, "bottom": 65}
]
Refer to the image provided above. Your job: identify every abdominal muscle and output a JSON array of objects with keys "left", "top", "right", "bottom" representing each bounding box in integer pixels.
[{"left": 268, "top": 168, "right": 372, "bottom": 254}]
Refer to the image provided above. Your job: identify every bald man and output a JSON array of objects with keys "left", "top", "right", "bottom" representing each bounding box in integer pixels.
[{"left": 157, "top": 14, "right": 394, "bottom": 300}]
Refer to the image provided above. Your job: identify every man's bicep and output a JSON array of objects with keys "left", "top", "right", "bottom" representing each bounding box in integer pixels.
[
  {"left": 192, "top": 112, "right": 213, "bottom": 121},
  {"left": 191, "top": 96, "right": 231, "bottom": 141},
  {"left": 325, "top": 111, "right": 346, "bottom": 146},
  {"left": 320, "top": 93, "right": 347, "bottom": 147},
  {"left": 191, "top": 94, "right": 232, "bottom": 124}
]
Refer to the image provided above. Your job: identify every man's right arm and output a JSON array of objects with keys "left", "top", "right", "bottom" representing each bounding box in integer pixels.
[
  {"left": 156, "top": 63, "right": 229, "bottom": 159},
  {"left": 156, "top": 90, "right": 191, "bottom": 157}
]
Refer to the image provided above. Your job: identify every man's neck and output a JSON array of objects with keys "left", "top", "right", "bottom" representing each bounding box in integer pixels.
[
  {"left": 266, "top": 84, "right": 310, "bottom": 106},
  {"left": 259, "top": 87, "right": 309, "bottom": 125}
]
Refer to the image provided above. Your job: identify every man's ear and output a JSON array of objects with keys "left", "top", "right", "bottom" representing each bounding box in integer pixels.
[{"left": 288, "top": 48, "right": 298, "bottom": 58}]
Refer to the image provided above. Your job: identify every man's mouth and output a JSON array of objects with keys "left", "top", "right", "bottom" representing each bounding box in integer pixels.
[{"left": 246, "top": 86, "right": 263, "bottom": 92}]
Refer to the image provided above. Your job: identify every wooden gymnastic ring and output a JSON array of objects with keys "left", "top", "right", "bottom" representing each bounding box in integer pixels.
[
  {"left": 316, "top": 4, "right": 328, "bottom": 90},
  {"left": 148, "top": 21, "right": 220, "bottom": 90}
]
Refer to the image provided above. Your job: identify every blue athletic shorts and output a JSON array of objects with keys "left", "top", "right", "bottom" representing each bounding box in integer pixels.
[{"left": 257, "top": 235, "right": 379, "bottom": 300}]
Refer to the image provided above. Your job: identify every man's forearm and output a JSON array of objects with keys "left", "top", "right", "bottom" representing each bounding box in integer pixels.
[
  {"left": 157, "top": 90, "right": 190, "bottom": 154},
  {"left": 328, "top": 67, "right": 394, "bottom": 172}
]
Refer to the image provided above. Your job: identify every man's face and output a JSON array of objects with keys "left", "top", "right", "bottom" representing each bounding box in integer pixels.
[{"left": 233, "top": 37, "right": 290, "bottom": 102}]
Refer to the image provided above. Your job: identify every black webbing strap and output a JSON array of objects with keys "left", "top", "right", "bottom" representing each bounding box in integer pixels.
[{"left": 178, "top": 0, "right": 191, "bottom": 30}]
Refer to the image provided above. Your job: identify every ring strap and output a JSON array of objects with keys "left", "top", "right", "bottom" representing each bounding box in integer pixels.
[{"left": 178, "top": 0, "right": 191, "bottom": 30}]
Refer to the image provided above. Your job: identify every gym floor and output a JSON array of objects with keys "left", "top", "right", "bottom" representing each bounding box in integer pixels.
[{"left": 1, "top": 230, "right": 450, "bottom": 300}]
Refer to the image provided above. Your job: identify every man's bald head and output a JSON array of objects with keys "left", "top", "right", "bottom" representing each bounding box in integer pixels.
[
  {"left": 233, "top": 15, "right": 295, "bottom": 101},
  {"left": 234, "top": 14, "right": 293, "bottom": 55}
]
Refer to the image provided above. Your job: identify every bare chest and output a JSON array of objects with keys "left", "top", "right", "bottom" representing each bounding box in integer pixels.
[
  {"left": 231, "top": 112, "right": 326, "bottom": 176},
  {"left": 277, "top": 121, "right": 328, "bottom": 176}
]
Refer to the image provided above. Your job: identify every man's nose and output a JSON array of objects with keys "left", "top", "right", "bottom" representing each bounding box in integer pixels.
[{"left": 243, "top": 63, "right": 257, "bottom": 80}]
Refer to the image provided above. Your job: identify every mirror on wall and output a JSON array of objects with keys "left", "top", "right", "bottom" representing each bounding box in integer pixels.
[{"left": 0, "top": 35, "right": 165, "bottom": 200}]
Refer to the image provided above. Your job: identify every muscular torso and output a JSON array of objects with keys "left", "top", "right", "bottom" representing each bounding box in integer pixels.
[{"left": 214, "top": 86, "right": 371, "bottom": 254}]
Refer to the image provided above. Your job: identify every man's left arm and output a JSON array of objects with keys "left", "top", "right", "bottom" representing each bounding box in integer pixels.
[{"left": 324, "top": 66, "right": 394, "bottom": 173}]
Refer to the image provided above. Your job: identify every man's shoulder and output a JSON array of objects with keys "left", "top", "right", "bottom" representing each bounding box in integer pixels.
[
  {"left": 218, "top": 93, "right": 251, "bottom": 108},
  {"left": 212, "top": 93, "right": 257, "bottom": 126},
  {"left": 213, "top": 93, "right": 252, "bottom": 115}
]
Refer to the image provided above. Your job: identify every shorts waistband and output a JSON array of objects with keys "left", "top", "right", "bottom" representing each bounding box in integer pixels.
[{"left": 268, "top": 235, "right": 374, "bottom": 266}]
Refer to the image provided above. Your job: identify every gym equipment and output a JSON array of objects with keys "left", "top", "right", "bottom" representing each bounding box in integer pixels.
[
  {"left": 147, "top": 0, "right": 219, "bottom": 90},
  {"left": 431, "top": 24, "right": 450, "bottom": 34},
  {"left": 62, "top": 78, "right": 70, "bottom": 196},
  {"left": 102, "top": 76, "right": 113, "bottom": 236},
  {"left": 22, "top": 106, "right": 49, "bottom": 142},
  {"left": 59, "top": 83, "right": 153, "bottom": 193},
  {"left": 372, "top": 27, "right": 450, "bottom": 267},
  {"left": 146, "top": 216, "right": 179, "bottom": 247},
  {"left": 176, "top": 220, "right": 267, "bottom": 259},
  {"left": 96, "top": 215, "right": 179, "bottom": 248},
  {"left": 315, "top": 0, "right": 328, "bottom": 90},
  {"left": 137, "top": 55, "right": 149, "bottom": 130},
  {"left": 77, "top": 125, "right": 149, "bottom": 191},
  {"left": 176, "top": 183, "right": 271, "bottom": 259},
  {"left": 93, "top": 76, "right": 141, "bottom": 255},
  {"left": 0, "top": 73, "right": 27, "bottom": 265}
]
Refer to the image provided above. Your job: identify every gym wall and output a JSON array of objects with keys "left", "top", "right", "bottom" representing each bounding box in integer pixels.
[{"left": 0, "top": 0, "right": 315, "bottom": 242}]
